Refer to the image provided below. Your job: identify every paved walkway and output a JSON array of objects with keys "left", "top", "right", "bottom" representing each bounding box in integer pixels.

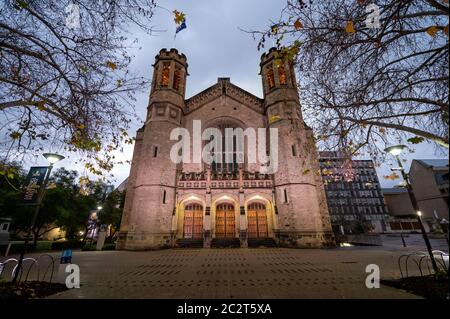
[{"left": 4, "top": 247, "right": 430, "bottom": 299}]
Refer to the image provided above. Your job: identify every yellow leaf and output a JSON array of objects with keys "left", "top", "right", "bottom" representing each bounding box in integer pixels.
[
  {"left": 426, "top": 26, "right": 439, "bottom": 37},
  {"left": 37, "top": 101, "right": 46, "bottom": 111},
  {"left": 294, "top": 19, "right": 302, "bottom": 30},
  {"left": 302, "top": 169, "right": 310, "bottom": 175},
  {"left": 106, "top": 61, "right": 117, "bottom": 70},
  {"left": 269, "top": 114, "right": 281, "bottom": 124},
  {"left": 173, "top": 10, "right": 185, "bottom": 25},
  {"left": 9, "top": 131, "right": 21, "bottom": 139},
  {"left": 271, "top": 25, "right": 279, "bottom": 34},
  {"left": 379, "top": 127, "right": 386, "bottom": 133},
  {"left": 345, "top": 21, "right": 355, "bottom": 33}
]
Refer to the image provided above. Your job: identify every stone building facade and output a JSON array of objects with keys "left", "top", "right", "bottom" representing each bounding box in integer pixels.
[{"left": 116, "top": 48, "right": 335, "bottom": 250}]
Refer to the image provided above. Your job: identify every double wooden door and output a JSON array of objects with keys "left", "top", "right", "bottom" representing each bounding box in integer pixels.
[
  {"left": 247, "top": 202, "right": 268, "bottom": 238},
  {"left": 215, "top": 203, "right": 235, "bottom": 238},
  {"left": 183, "top": 203, "right": 203, "bottom": 239}
]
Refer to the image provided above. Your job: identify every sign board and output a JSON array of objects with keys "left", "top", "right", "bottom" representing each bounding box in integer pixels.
[
  {"left": 60, "top": 249, "right": 73, "bottom": 264},
  {"left": 21, "top": 167, "right": 49, "bottom": 204}
]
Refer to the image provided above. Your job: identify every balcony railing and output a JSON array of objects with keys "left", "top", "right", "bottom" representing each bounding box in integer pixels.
[{"left": 177, "top": 170, "right": 273, "bottom": 190}]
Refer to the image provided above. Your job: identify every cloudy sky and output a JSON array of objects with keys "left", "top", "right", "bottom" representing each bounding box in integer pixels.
[{"left": 31, "top": 0, "right": 448, "bottom": 188}]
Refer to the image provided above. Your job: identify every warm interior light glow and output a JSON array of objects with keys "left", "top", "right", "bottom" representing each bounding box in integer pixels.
[
  {"left": 417, "top": 211, "right": 422, "bottom": 217},
  {"left": 43, "top": 153, "right": 65, "bottom": 164}
]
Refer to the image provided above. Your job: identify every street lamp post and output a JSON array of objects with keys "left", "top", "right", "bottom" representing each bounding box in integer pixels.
[
  {"left": 384, "top": 145, "right": 438, "bottom": 273},
  {"left": 12, "top": 153, "right": 64, "bottom": 283}
]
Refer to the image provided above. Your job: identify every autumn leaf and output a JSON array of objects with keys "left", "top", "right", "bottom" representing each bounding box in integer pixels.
[
  {"left": 357, "top": 0, "right": 366, "bottom": 4},
  {"left": 36, "top": 101, "right": 46, "bottom": 111},
  {"left": 426, "top": 26, "right": 439, "bottom": 37},
  {"left": 379, "top": 127, "right": 386, "bottom": 134},
  {"left": 271, "top": 25, "right": 279, "bottom": 34},
  {"left": 269, "top": 114, "right": 281, "bottom": 124},
  {"left": 383, "top": 173, "right": 400, "bottom": 181},
  {"left": 9, "top": 131, "right": 21, "bottom": 139},
  {"left": 294, "top": 19, "right": 302, "bottom": 30},
  {"left": 407, "top": 136, "right": 425, "bottom": 144},
  {"left": 106, "top": 61, "right": 117, "bottom": 70},
  {"left": 173, "top": 10, "right": 185, "bottom": 25},
  {"left": 444, "top": 25, "right": 449, "bottom": 36},
  {"left": 345, "top": 21, "right": 355, "bottom": 33},
  {"left": 302, "top": 169, "right": 311, "bottom": 175}
]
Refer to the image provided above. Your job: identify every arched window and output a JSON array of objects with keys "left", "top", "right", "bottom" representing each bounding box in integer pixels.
[
  {"left": 152, "top": 65, "right": 158, "bottom": 91},
  {"left": 161, "top": 63, "right": 170, "bottom": 87},
  {"left": 205, "top": 123, "right": 243, "bottom": 174},
  {"left": 278, "top": 65, "right": 287, "bottom": 85},
  {"left": 266, "top": 66, "right": 275, "bottom": 89},
  {"left": 173, "top": 66, "right": 182, "bottom": 91}
]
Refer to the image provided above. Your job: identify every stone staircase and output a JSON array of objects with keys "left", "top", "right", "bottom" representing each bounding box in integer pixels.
[
  {"left": 175, "top": 238, "right": 204, "bottom": 248},
  {"left": 248, "top": 237, "right": 277, "bottom": 248},
  {"left": 211, "top": 238, "right": 241, "bottom": 248}
]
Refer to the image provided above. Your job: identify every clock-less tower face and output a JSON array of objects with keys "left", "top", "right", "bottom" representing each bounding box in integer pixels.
[{"left": 116, "top": 48, "right": 335, "bottom": 251}]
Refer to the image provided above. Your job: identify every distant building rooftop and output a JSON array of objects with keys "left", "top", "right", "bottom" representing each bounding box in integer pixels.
[{"left": 415, "top": 159, "right": 449, "bottom": 169}]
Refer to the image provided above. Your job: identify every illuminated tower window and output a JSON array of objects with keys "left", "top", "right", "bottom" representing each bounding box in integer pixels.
[
  {"left": 266, "top": 66, "right": 275, "bottom": 89},
  {"left": 152, "top": 65, "right": 158, "bottom": 91},
  {"left": 161, "top": 63, "right": 170, "bottom": 87},
  {"left": 278, "top": 65, "right": 287, "bottom": 85},
  {"left": 173, "top": 67, "right": 182, "bottom": 91}
]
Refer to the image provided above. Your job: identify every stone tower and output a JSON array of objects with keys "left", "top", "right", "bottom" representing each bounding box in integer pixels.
[
  {"left": 260, "top": 48, "right": 335, "bottom": 247},
  {"left": 117, "top": 49, "right": 188, "bottom": 250}
]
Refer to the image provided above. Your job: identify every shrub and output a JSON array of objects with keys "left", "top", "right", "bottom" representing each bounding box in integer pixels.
[
  {"left": 81, "top": 244, "right": 96, "bottom": 251},
  {"left": 102, "top": 243, "right": 116, "bottom": 251},
  {"left": 50, "top": 240, "right": 83, "bottom": 251}
]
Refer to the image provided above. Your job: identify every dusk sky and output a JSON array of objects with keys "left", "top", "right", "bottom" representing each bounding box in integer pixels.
[{"left": 29, "top": 0, "right": 448, "bottom": 188}]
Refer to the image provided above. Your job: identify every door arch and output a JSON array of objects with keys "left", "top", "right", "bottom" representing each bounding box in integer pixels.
[
  {"left": 247, "top": 202, "right": 268, "bottom": 238},
  {"left": 183, "top": 203, "right": 203, "bottom": 239},
  {"left": 215, "top": 203, "right": 235, "bottom": 238}
]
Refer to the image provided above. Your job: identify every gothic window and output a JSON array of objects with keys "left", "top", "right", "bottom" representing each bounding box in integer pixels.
[
  {"left": 266, "top": 66, "right": 275, "bottom": 89},
  {"left": 205, "top": 123, "right": 243, "bottom": 174},
  {"left": 278, "top": 65, "right": 287, "bottom": 85},
  {"left": 173, "top": 66, "right": 182, "bottom": 91},
  {"left": 161, "top": 63, "right": 170, "bottom": 87},
  {"left": 152, "top": 65, "right": 158, "bottom": 91}
]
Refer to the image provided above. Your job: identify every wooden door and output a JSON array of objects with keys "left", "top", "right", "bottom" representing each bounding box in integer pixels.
[
  {"left": 215, "top": 203, "right": 235, "bottom": 238},
  {"left": 247, "top": 202, "right": 268, "bottom": 238},
  {"left": 183, "top": 203, "right": 203, "bottom": 239}
]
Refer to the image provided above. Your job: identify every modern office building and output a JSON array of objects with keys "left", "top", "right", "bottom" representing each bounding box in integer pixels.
[{"left": 319, "top": 151, "right": 390, "bottom": 234}]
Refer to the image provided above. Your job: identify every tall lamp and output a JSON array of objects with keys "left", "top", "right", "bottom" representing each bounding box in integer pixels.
[
  {"left": 384, "top": 145, "right": 438, "bottom": 273},
  {"left": 12, "top": 153, "right": 64, "bottom": 283}
]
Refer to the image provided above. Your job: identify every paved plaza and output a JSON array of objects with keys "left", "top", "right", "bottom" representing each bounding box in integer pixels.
[{"left": 1, "top": 235, "right": 447, "bottom": 299}]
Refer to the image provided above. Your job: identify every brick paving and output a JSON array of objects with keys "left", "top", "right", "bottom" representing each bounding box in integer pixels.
[
  {"left": 3, "top": 241, "right": 447, "bottom": 299},
  {"left": 41, "top": 247, "right": 429, "bottom": 299}
]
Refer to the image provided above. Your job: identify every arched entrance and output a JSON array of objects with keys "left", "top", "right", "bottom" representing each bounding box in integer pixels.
[
  {"left": 183, "top": 203, "right": 203, "bottom": 239},
  {"left": 215, "top": 203, "right": 235, "bottom": 238},
  {"left": 247, "top": 202, "right": 268, "bottom": 238}
]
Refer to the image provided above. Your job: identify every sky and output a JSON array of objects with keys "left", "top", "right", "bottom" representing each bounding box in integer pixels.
[{"left": 29, "top": 0, "right": 448, "bottom": 188}]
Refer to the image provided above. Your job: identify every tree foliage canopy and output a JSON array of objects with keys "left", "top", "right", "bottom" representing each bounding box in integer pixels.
[
  {"left": 247, "top": 0, "right": 449, "bottom": 159},
  {"left": 0, "top": 0, "right": 157, "bottom": 178}
]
